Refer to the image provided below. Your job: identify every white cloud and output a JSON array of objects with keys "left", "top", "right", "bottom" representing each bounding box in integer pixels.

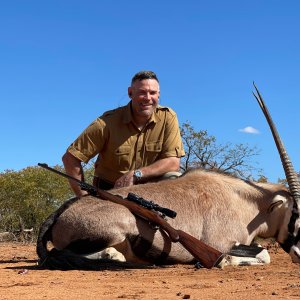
[{"left": 239, "top": 126, "right": 260, "bottom": 134}]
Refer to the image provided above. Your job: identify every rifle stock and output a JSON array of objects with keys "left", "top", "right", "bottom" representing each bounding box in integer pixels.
[
  {"left": 176, "top": 230, "right": 224, "bottom": 268},
  {"left": 38, "top": 163, "right": 224, "bottom": 268}
]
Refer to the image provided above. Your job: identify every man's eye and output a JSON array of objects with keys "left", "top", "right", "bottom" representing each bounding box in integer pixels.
[{"left": 136, "top": 91, "right": 158, "bottom": 97}]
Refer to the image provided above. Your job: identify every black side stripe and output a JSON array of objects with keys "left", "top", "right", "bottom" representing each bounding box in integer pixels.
[{"left": 280, "top": 203, "right": 300, "bottom": 253}]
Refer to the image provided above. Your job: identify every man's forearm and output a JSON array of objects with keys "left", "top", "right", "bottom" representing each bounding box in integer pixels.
[
  {"left": 139, "top": 157, "right": 180, "bottom": 181},
  {"left": 62, "top": 151, "right": 88, "bottom": 197},
  {"left": 114, "top": 156, "right": 181, "bottom": 188}
]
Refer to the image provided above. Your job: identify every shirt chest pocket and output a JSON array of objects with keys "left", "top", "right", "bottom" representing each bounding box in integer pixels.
[
  {"left": 145, "top": 141, "right": 162, "bottom": 153},
  {"left": 114, "top": 145, "right": 131, "bottom": 168},
  {"left": 145, "top": 141, "right": 162, "bottom": 163}
]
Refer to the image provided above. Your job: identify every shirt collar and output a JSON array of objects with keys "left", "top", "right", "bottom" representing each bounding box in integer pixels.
[{"left": 122, "top": 101, "right": 161, "bottom": 124}]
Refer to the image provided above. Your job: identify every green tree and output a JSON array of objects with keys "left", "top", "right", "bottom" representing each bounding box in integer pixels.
[
  {"left": 180, "top": 122, "right": 262, "bottom": 179},
  {"left": 0, "top": 166, "right": 72, "bottom": 234}
]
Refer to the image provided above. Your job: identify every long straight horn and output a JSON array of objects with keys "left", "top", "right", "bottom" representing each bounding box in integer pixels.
[{"left": 252, "top": 82, "right": 300, "bottom": 207}]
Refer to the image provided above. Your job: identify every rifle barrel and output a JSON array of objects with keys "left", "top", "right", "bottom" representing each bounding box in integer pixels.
[{"left": 38, "top": 163, "right": 83, "bottom": 185}]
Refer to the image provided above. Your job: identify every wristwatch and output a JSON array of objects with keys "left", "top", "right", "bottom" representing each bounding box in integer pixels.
[{"left": 133, "top": 169, "right": 143, "bottom": 183}]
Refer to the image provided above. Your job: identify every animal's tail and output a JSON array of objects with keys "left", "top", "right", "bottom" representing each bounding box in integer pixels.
[{"left": 36, "top": 196, "right": 79, "bottom": 266}]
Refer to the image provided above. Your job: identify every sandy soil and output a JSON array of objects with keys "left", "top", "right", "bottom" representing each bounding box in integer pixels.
[{"left": 0, "top": 241, "right": 300, "bottom": 300}]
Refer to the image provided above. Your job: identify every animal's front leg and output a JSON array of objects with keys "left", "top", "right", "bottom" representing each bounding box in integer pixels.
[
  {"left": 83, "top": 247, "right": 126, "bottom": 262},
  {"left": 217, "top": 243, "right": 270, "bottom": 268}
]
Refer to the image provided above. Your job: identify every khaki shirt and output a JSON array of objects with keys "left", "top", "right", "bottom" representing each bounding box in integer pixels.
[{"left": 67, "top": 102, "right": 185, "bottom": 183}]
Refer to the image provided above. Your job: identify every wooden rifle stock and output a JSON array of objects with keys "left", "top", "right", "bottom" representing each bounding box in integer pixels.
[
  {"left": 95, "top": 186, "right": 224, "bottom": 268},
  {"left": 38, "top": 163, "right": 224, "bottom": 268}
]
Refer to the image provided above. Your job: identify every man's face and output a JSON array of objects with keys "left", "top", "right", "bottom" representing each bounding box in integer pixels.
[{"left": 128, "top": 79, "right": 160, "bottom": 121}]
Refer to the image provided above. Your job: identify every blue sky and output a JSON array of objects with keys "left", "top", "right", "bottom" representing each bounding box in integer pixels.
[{"left": 1, "top": 0, "right": 299, "bottom": 182}]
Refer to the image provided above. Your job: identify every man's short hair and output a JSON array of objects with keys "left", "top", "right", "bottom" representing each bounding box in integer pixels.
[{"left": 131, "top": 70, "right": 159, "bottom": 85}]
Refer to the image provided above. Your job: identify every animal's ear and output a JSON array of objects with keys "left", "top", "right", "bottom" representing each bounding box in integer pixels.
[{"left": 267, "top": 200, "right": 284, "bottom": 213}]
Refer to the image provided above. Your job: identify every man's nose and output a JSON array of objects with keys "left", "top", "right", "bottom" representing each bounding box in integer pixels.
[{"left": 144, "top": 92, "right": 151, "bottom": 100}]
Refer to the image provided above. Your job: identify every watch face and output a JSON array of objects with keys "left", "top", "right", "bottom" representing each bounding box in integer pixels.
[{"left": 134, "top": 170, "right": 142, "bottom": 179}]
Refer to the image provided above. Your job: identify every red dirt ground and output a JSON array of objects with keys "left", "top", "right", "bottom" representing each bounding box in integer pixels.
[{"left": 0, "top": 241, "right": 300, "bottom": 300}]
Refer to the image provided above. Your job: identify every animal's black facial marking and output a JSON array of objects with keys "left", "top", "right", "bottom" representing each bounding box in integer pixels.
[{"left": 281, "top": 209, "right": 300, "bottom": 253}]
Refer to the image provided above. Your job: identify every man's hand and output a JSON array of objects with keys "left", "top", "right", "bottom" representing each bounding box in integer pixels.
[{"left": 114, "top": 171, "right": 135, "bottom": 188}]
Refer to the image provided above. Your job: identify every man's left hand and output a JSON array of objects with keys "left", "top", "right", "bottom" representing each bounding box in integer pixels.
[{"left": 114, "top": 171, "right": 135, "bottom": 188}]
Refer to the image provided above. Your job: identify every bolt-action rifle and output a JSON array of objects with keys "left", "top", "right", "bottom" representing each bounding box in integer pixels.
[{"left": 38, "top": 163, "right": 224, "bottom": 268}]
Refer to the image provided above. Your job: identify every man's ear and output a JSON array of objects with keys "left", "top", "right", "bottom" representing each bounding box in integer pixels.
[{"left": 128, "top": 87, "right": 132, "bottom": 98}]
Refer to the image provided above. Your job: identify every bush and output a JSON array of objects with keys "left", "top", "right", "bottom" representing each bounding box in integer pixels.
[{"left": 0, "top": 166, "right": 73, "bottom": 236}]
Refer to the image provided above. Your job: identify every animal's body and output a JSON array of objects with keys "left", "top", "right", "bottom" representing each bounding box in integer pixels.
[{"left": 37, "top": 168, "right": 296, "bottom": 269}]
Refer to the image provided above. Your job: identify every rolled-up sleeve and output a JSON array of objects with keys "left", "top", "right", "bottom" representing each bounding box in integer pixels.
[
  {"left": 67, "top": 118, "right": 107, "bottom": 163},
  {"left": 159, "top": 112, "right": 185, "bottom": 159}
]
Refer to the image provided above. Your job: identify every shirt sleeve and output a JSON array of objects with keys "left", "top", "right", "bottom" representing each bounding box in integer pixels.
[
  {"left": 67, "top": 118, "right": 107, "bottom": 163},
  {"left": 159, "top": 111, "right": 185, "bottom": 159}
]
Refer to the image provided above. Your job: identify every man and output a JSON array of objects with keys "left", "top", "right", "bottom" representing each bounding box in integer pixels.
[{"left": 62, "top": 70, "right": 185, "bottom": 197}]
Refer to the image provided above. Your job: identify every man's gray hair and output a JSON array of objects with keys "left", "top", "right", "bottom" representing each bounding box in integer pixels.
[{"left": 131, "top": 70, "right": 159, "bottom": 85}]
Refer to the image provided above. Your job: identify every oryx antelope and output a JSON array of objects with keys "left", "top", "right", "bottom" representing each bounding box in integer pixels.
[{"left": 37, "top": 86, "right": 300, "bottom": 269}]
